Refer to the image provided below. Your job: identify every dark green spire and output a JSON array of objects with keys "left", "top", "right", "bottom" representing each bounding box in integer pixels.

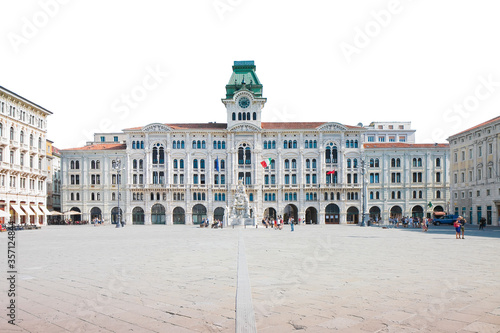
[{"left": 225, "top": 61, "right": 263, "bottom": 99}]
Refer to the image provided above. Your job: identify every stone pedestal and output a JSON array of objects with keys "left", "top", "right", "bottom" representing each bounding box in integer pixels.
[{"left": 230, "top": 217, "right": 255, "bottom": 227}]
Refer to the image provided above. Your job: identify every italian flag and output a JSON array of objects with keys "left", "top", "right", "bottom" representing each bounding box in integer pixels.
[{"left": 261, "top": 158, "right": 272, "bottom": 168}]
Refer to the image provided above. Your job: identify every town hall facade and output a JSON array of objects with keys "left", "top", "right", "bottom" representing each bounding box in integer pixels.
[{"left": 61, "top": 61, "right": 450, "bottom": 225}]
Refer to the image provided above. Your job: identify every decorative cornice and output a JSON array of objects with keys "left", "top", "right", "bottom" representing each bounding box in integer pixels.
[
  {"left": 142, "top": 123, "right": 172, "bottom": 133},
  {"left": 316, "top": 122, "right": 348, "bottom": 132},
  {"left": 228, "top": 123, "right": 261, "bottom": 132}
]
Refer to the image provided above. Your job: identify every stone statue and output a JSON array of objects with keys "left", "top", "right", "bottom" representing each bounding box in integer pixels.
[{"left": 230, "top": 179, "right": 250, "bottom": 218}]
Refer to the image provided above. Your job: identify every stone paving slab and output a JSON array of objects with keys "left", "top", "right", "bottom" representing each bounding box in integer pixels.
[{"left": 0, "top": 224, "right": 499, "bottom": 332}]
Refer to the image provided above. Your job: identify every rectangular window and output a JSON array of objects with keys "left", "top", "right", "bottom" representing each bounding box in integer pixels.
[
  {"left": 285, "top": 175, "right": 290, "bottom": 185},
  {"left": 114, "top": 136, "right": 118, "bottom": 142},
  {"left": 100, "top": 136, "right": 105, "bottom": 142},
  {"left": 378, "top": 137, "right": 385, "bottom": 142},
  {"left": 399, "top": 136, "right": 406, "bottom": 142},
  {"left": 367, "top": 136, "right": 375, "bottom": 142},
  {"left": 389, "top": 136, "right": 396, "bottom": 142}
]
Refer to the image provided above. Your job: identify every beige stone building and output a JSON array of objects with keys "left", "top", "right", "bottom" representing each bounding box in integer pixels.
[
  {"left": 0, "top": 85, "right": 52, "bottom": 225},
  {"left": 448, "top": 115, "right": 500, "bottom": 225}
]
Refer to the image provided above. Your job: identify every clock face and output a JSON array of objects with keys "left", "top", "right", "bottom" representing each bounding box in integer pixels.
[{"left": 238, "top": 97, "right": 250, "bottom": 109}]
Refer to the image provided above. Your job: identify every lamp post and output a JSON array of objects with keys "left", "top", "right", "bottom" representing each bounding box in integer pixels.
[
  {"left": 360, "top": 158, "right": 367, "bottom": 226},
  {"left": 112, "top": 158, "right": 123, "bottom": 228}
]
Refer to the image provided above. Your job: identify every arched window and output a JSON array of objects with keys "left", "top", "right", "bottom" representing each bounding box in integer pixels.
[
  {"left": 353, "top": 159, "right": 358, "bottom": 168},
  {"left": 253, "top": 112, "right": 256, "bottom": 120},
  {"left": 193, "top": 159, "right": 198, "bottom": 169},
  {"left": 325, "top": 143, "right": 338, "bottom": 163},
  {"left": 0, "top": 123, "right": 2, "bottom": 136},
  {"left": 418, "top": 158, "right": 422, "bottom": 167},
  {"left": 283, "top": 141, "right": 287, "bottom": 149},
  {"left": 285, "top": 159, "right": 290, "bottom": 169},
  {"left": 264, "top": 141, "right": 268, "bottom": 149},
  {"left": 29, "top": 134, "right": 33, "bottom": 146},
  {"left": 293, "top": 140, "right": 297, "bottom": 148},
  {"left": 249, "top": 193, "right": 253, "bottom": 201},
  {"left": 292, "top": 159, "right": 297, "bottom": 169},
  {"left": 312, "top": 159, "right": 317, "bottom": 169},
  {"left": 200, "top": 159, "right": 205, "bottom": 169},
  {"left": 20, "top": 131, "right": 24, "bottom": 143},
  {"left": 306, "top": 159, "right": 310, "bottom": 168},
  {"left": 197, "top": 140, "right": 201, "bottom": 149},
  {"left": 436, "top": 158, "right": 441, "bottom": 167},
  {"left": 370, "top": 158, "right": 375, "bottom": 167},
  {"left": 180, "top": 141, "right": 184, "bottom": 149},
  {"left": 192, "top": 140, "right": 196, "bottom": 149},
  {"left": 159, "top": 147, "right": 164, "bottom": 164},
  {"left": 133, "top": 159, "right": 137, "bottom": 169},
  {"left": 152, "top": 147, "right": 158, "bottom": 164},
  {"left": 346, "top": 140, "right": 350, "bottom": 148},
  {"left": 232, "top": 112, "right": 236, "bottom": 121},
  {"left": 139, "top": 159, "right": 143, "bottom": 169},
  {"left": 218, "top": 141, "right": 221, "bottom": 149},
  {"left": 354, "top": 140, "right": 358, "bottom": 148},
  {"left": 272, "top": 141, "right": 276, "bottom": 149},
  {"left": 222, "top": 141, "right": 226, "bottom": 149},
  {"left": 202, "top": 141, "right": 206, "bottom": 149},
  {"left": 245, "top": 147, "right": 251, "bottom": 164},
  {"left": 132, "top": 141, "right": 136, "bottom": 149},
  {"left": 179, "top": 159, "right": 184, "bottom": 168},
  {"left": 75, "top": 161, "right": 80, "bottom": 169},
  {"left": 10, "top": 127, "right": 14, "bottom": 140},
  {"left": 221, "top": 159, "right": 225, "bottom": 169},
  {"left": 38, "top": 137, "right": 42, "bottom": 149},
  {"left": 375, "top": 158, "right": 380, "bottom": 167},
  {"left": 391, "top": 158, "right": 395, "bottom": 167},
  {"left": 347, "top": 159, "right": 351, "bottom": 168},
  {"left": 238, "top": 113, "right": 242, "bottom": 120},
  {"left": 141, "top": 141, "right": 144, "bottom": 149}
]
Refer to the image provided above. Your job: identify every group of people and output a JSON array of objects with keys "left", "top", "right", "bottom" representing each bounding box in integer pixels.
[
  {"left": 453, "top": 216, "right": 467, "bottom": 239},
  {"left": 91, "top": 218, "right": 104, "bottom": 226},
  {"left": 199, "top": 218, "right": 223, "bottom": 228},
  {"left": 261, "top": 216, "right": 295, "bottom": 231},
  {"left": 389, "top": 216, "right": 430, "bottom": 231}
]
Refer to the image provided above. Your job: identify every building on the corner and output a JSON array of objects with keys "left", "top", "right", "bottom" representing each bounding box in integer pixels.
[
  {"left": 0, "top": 85, "right": 52, "bottom": 225},
  {"left": 60, "top": 61, "right": 450, "bottom": 225},
  {"left": 448, "top": 115, "right": 500, "bottom": 226},
  {"left": 46, "top": 140, "right": 62, "bottom": 223}
]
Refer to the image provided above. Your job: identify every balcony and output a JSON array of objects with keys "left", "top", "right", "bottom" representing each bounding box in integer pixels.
[
  {"left": 0, "top": 137, "right": 8, "bottom": 146},
  {"left": 20, "top": 143, "right": 29, "bottom": 151},
  {"left": 10, "top": 140, "right": 19, "bottom": 148}
]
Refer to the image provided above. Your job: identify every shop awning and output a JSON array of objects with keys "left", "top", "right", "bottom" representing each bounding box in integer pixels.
[
  {"left": 433, "top": 211, "right": 446, "bottom": 216},
  {"left": 39, "top": 205, "right": 52, "bottom": 215},
  {"left": 11, "top": 205, "right": 25, "bottom": 216},
  {"left": 21, "top": 204, "right": 35, "bottom": 216},
  {"left": 31, "top": 205, "right": 43, "bottom": 215}
]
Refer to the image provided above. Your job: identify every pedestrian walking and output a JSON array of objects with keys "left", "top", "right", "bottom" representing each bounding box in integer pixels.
[
  {"left": 460, "top": 217, "right": 466, "bottom": 239},
  {"left": 290, "top": 219, "right": 294, "bottom": 232},
  {"left": 453, "top": 219, "right": 461, "bottom": 239},
  {"left": 479, "top": 217, "right": 486, "bottom": 230}
]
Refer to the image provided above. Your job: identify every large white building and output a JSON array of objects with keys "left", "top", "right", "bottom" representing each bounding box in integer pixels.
[
  {"left": 0, "top": 85, "right": 52, "bottom": 225},
  {"left": 449, "top": 115, "right": 500, "bottom": 226},
  {"left": 61, "top": 61, "right": 449, "bottom": 225}
]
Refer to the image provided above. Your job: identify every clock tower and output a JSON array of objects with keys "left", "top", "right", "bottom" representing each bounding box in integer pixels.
[{"left": 222, "top": 61, "right": 267, "bottom": 129}]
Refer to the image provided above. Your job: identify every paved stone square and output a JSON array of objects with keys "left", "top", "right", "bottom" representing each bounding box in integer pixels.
[{"left": 1, "top": 224, "right": 500, "bottom": 332}]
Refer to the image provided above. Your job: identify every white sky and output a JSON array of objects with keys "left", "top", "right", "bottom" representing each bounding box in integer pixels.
[{"left": 1, "top": 0, "right": 499, "bottom": 149}]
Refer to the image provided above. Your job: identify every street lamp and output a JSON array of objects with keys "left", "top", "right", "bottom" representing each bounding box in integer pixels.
[
  {"left": 112, "top": 158, "right": 123, "bottom": 228},
  {"left": 359, "top": 158, "right": 368, "bottom": 226}
]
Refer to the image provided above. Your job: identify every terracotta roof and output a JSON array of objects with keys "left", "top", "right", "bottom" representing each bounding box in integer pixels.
[
  {"left": 125, "top": 122, "right": 362, "bottom": 131},
  {"left": 61, "top": 143, "right": 127, "bottom": 151},
  {"left": 449, "top": 115, "right": 500, "bottom": 138},
  {"left": 364, "top": 143, "right": 449, "bottom": 149}
]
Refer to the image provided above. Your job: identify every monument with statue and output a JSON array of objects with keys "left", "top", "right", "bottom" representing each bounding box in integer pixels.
[{"left": 228, "top": 180, "right": 255, "bottom": 226}]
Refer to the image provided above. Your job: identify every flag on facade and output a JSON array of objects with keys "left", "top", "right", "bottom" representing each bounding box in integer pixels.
[
  {"left": 215, "top": 157, "right": 219, "bottom": 172},
  {"left": 327, "top": 170, "right": 336, "bottom": 175},
  {"left": 261, "top": 158, "right": 272, "bottom": 168}
]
